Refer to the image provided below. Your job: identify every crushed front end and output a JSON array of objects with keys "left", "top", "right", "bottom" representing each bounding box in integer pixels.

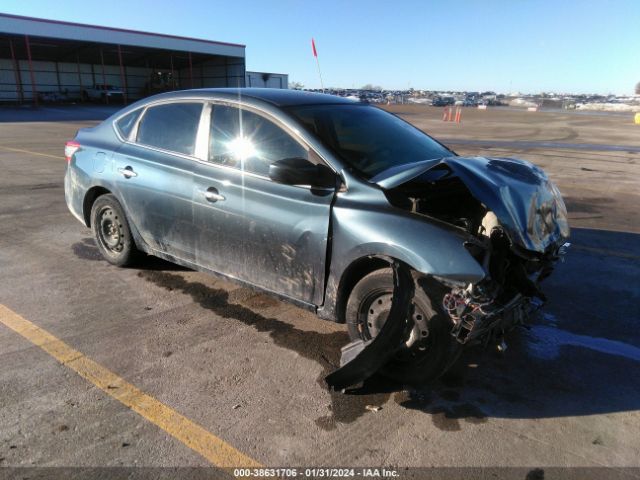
[
  {"left": 379, "top": 155, "right": 571, "bottom": 347},
  {"left": 326, "top": 156, "right": 570, "bottom": 389},
  {"left": 442, "top": 223, "right": 569, "bottom": 346}
]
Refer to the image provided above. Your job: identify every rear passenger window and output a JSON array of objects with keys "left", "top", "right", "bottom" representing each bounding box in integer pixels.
[
  {"left": 137, "top": 103, "right": 203, "bottom": 155},
  {"left": 115, "top": 109, "right": 141, "bottom": 139},
  {"left": 209, "top": 105, "right": 308, "bottom": 176}
]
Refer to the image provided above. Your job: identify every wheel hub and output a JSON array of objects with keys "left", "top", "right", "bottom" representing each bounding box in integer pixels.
[
  {"left": 363, "top": 292, "right": 429, "bottom": 349},
  {"left": 98, "top": 208, "right": 123, "bottom": 252},
  {"left": 366, "top": 293, "right": 393, "bottom": 337}
]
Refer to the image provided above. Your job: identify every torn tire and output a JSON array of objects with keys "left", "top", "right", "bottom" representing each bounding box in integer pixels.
[
  {"left": 346, "top": 269, "right": 460, "bottom": 386},
  {"left": 325, "top": 261, "right": 414, "bottom": 391}
]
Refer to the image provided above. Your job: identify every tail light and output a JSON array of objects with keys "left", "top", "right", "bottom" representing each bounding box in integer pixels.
[{"left": 64, "top": 141, "right": 80, "bottom": 163}]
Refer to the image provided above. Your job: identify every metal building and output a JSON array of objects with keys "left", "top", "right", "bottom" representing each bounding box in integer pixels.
[
  {"left": 0, "top": 13, "right": 248, "bottom": 105},
  {"left": 246, "top": 71, "right": 288, "bottom": 89}
]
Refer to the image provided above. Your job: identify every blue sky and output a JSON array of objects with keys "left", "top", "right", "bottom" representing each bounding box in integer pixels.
[{"left": 2, "top": 0, "right": 638, "bottom": 94}]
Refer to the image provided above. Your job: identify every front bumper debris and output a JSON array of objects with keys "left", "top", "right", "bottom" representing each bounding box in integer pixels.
[{"left": 443, "top": 286, "right": 544, "bottom": 345}]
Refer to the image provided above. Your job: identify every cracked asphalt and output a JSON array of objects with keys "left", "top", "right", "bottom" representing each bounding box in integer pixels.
[{"left": 0, "top": 105, "right": 639, "bottom": 473}]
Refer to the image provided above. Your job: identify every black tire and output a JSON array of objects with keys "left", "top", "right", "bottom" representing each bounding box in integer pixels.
[
  {"left": 346, "top": 268, "right": 460, "bottom": 386},
  {"left": 90, "top": 194, "right": 140, "bottom": 267}
]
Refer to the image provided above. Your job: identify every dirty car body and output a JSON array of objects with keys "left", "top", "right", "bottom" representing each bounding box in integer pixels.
[{"left": 64, "top": 88, "right": 569, "bottom": 386}]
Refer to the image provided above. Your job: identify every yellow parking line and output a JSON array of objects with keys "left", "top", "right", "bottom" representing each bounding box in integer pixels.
[
  {"left": 0, "top": 304, "right": 261, "bottom": 468},
  {"left": 0, "top": 145, "right": 61, "bottom": 160}
]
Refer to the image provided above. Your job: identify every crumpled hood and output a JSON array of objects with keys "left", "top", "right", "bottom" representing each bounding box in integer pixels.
[{"left": 372, "top": 156, "right": 570, "bottom": 253}]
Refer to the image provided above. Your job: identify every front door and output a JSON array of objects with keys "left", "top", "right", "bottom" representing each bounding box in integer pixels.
[{"left": 193, "top": 103, "right": 334, "bottom": 304}]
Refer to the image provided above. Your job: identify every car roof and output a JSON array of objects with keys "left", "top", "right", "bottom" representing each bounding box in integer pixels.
[{"left": 149, "top": 88, "right": 358, "bottom": 107}]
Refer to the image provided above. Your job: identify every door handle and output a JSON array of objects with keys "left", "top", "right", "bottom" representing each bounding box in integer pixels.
[
  {"left": 203, "top": 188, "right": 225, "bottom": 202},
  {"left": 118, "top": 166, "right": 137, "bottom": 178}
]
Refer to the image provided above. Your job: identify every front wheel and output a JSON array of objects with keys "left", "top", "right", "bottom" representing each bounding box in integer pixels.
[
  {"left": 90, "top": 194, "right": 140, "bottom": 267},
  {"left": 346, "top": 268, "right": 460, "bottom": 385}
]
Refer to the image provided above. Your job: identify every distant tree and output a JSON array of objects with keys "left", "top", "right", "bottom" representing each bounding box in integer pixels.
[
  {"left": 289, "top": 81, "right": 304, "bottom": 90},
  {"left": 361, "top": 84, "right": 382, "bottom": 91},
  {"left": 636, "top": 81, "right": 640, "bottom": 95}
]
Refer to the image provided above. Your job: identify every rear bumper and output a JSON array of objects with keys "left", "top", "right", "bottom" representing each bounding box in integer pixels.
[{"left": 64, "top": 168, "right": 87, "bottom": 226}]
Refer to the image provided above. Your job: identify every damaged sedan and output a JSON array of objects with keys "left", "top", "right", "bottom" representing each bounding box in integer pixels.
[{"left": 64, "top": 89, "right": 569, "bottom": 388}]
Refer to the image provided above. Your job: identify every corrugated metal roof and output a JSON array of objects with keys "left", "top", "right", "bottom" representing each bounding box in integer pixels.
[{"left": 0, "top": 13, "right": 245, "bottom": 58}]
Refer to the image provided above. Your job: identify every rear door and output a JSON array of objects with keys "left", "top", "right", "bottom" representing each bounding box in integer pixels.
[
  {"left": 112, "top": 101, "right": 203, "bottom": 262},
  {"left": 192, "top": 102, "right": 335, "bottom": 304}
]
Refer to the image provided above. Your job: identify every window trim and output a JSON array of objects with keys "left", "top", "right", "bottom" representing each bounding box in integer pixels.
[
  {"left": 133, "top": 100, "right": 206, "bottom": 158},
  {"left": 205, "top": 99, "right": 339, "bottom": 177},
  {"left": 206, "top": 101, "right": 315, "bottom": 179},
  {"left": 110, "top": 96, "right": 341, "bottom": 189},
  {"left": 111, "top": 100, "right": 208, "bottom": 162},
  {"left": 114, "top": 108, "right": 143, "bottom": 140}
]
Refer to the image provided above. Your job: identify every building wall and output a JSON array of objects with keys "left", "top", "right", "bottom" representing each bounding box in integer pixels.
[
  {"left": 0, "top": 56, "right": 246, "bottom": 102},
  {"left": 177, "top": 58, "right": 245, "bottom": 89},
  {"left": 245, "top": 71, "right": 288, "bottom": 89},
  {"left": 0, "top": 14, "right": 249, "bottom": 103},
  {"left": 0, "top": 58, "right": 130, "bottom": 101},
  {"left": 0, "top": 58, "right": 20, "bottom": 101}
]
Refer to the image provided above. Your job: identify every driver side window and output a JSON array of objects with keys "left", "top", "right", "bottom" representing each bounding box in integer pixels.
[{"left": 209, "top": 104, "right": 308, "bottom": 176}]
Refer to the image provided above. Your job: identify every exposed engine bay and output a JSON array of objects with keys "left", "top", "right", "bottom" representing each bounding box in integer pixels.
[{"left": 383, "top": 157, "right": 570, "bottom": 346}]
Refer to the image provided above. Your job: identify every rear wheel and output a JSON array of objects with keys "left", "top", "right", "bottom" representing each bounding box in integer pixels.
[
  {"left": 346, "top": 268, "right": 460, "bottom": 385},
  {"left": 90, "top": 194, "right": 140, "bottom": 267}
]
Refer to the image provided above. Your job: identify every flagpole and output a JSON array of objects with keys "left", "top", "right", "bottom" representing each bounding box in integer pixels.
[
  {"left": 311, "top": 38, "right": 324, "bottom": 93},
  {"left": 315, "top": 56, "right": 325, "bottom": 93}
]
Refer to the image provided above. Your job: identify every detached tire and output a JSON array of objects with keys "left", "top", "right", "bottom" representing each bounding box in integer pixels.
[
  {"left": 90, "top": 194, "right": 140, "bottom": 267},
  {"left": 346, "top": 268, "right": 460, "bottom": 386}
]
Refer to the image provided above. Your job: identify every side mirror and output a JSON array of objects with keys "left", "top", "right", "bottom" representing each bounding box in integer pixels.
[{"left": 269, "top": 157, "right": 336, "bottom": 188}]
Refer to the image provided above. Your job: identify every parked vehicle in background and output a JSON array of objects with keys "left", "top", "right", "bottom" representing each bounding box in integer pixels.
[
  {"left": 432, "top": 96, "right": 455, "bottom": 106},
  {"left": 82, "top": 84, "right": 124, "bottom": 103},
  {"left": 39, "top": 91, "right": 68, "bottom": 103},
  {"left": 64, "top": 88, "right": 569, "bottom": 386}
]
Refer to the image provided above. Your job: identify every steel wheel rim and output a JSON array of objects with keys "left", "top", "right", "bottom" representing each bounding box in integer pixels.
[
  {"left": 97, "top": 206, "right": 124, "bottom": 254},
  {"left": 358, "top": 290, "right": 431, "bottom": 356}
]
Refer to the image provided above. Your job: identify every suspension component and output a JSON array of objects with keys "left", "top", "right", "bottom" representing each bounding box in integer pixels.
[{"left": 443, "top": 284, "right": 540, "bottom": 345}]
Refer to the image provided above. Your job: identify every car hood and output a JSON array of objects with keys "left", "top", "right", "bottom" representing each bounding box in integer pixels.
[{"left": 371, "top": 156, "right": 570, "bottom": 253}]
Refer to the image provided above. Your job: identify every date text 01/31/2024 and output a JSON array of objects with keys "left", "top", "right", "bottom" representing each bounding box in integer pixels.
[{"left": 233, "top": 468, "right": 400, "bottom": 478}]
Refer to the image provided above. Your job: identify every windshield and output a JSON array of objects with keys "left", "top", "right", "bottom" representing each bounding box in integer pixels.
[{"left": 286, "top": 103, "right": 453, "bottom": 179}]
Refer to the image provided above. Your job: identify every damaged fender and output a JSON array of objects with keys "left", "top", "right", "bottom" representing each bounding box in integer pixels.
[{"left": 317, "top": 184, "right": 487, "bottom": 323}]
